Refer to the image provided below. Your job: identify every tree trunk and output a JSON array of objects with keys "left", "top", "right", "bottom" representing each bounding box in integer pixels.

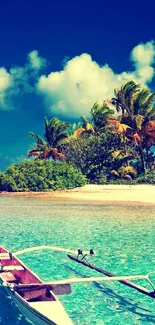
[
  {"left": 146, "top": 148, "right": 149, "bottom": 169},
  {"left": 139, "top": 142, "right": 146, "bottom": 173}
]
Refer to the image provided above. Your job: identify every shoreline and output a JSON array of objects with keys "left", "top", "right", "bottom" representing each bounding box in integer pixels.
[{"left": 1, "top": 184, "right": 155, "bottom": 205}]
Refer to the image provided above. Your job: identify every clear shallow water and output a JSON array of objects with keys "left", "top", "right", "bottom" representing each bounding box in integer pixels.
[{"left": 0, "top": 196, "right": 155, "bottom": 325}]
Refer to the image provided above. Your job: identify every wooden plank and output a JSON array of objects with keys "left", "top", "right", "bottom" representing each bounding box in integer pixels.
[
  {"left": 0, "top": 254, "right": 10, "bottom": 260},
  {"left": 0, "top": 272, "right": 16, "bottom": 282},
  {"left": 67, "top": 254, "right": 155, "bottom": 298},
  {"left": 14, "top": 283, "right": 71, "bottom": 295},
  {"left": 0, "top": 265, "right": 24, "bottom": 272}
]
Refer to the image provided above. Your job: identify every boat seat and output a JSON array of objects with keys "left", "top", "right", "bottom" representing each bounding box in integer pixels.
[
  {"left": 0, "top": 265, "right": 24, "bottom": 271},
  {"left": 0, "top": 272, "right": 16, "bottom": 282},
  {"left": 21, "top": 288, "right": 47, "bottom": 301},
  {"left": 0, "top": 253, "right": 11, "bottom": 260}
]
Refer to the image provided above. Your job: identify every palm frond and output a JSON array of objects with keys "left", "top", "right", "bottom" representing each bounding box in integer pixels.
[
  {"left": 118, "top": 165, "right": 137, "bottom": 177},
  {"left": 27, "top": 150, "right": 43, "bottom": 158},
  {"left": 72, "top": 128, "right": 85, "bottom": 138},
  {"left": 123, "top": 174, "right": 133, "bottom": 180},
  {"left": 44, "top": 117, "right": 70, "bottom": 147},
  {"left": 28, "top": 132, "right": 46, "bottom": 146},
  {"left": 111, "top": 170, "right": 120, "bottom": 177},
  {"left": 133, "top": 115, "right": 144, "bottom": 130},
  {"left": 133, "top": 89, "right": 155, "bottom": 116},
  {"left": 143, "top": 92, "right": 155, "bottom": 111},
  {"left": 144, "top": 121, "right": 155, "bottom": 138},
  {"left": 146, "top": 107, "right": 155, "bottom": 120},
  {"left": 112, "top": 81, "right": 140, "bottom": 117}
]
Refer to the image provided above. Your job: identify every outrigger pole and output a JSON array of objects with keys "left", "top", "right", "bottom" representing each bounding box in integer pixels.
[
  {"left": 12, "top": 246, "right": 155, "bottom": 298},
  {"left": 67, "top": 254, "right": 155, "bottom": 299},
  {"left": 13, "top": 271, "right": 155, "bottom": 297},
  {"left": 13, "top": 246, "right": 92, "bottom": 256}
]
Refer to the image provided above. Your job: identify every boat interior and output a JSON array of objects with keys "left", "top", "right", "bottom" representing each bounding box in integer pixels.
[{"left": 0, "top": 247, "right": 56, "bottom": 302}]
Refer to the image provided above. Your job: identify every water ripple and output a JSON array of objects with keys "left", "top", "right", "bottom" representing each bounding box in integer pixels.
[{"left": 0, "top": 197, "right": 155, "bottom": 324}]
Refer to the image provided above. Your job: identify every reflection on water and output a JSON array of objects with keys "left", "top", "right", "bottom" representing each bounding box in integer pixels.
[{"left": 0, "top": 196, "right": 155, "bottom": 324}]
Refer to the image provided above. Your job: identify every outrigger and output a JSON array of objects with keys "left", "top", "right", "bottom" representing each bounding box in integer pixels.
[{"left": 0, "top": 246, "right": 155, "bottom": 325}]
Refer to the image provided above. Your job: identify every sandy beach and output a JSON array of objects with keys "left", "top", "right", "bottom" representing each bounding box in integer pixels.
[{"left": 1, "top": 185, "right": 155, "bottom": 205}]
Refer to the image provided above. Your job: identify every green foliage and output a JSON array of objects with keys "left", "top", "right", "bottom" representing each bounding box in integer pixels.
[
  {"left": 108, "top": 178, "right": 136, "bottom": 185},
  {"left": 2, "top": 80, "right": 154, "bottom": 187},
  {"left": 63, "top": 133, "right": 123, "bottom": 183},
  {"left": 112, "top": 81, "right": 140, "bottom": 116},
  {"left": 44, "top": 117, "right": 70, "bottom": 146},
  {"left": 90, "top": 102, "right": 115, "bottom": 131},
  {"left": 0, "top": 173, "right": 18, "bottom": 191},
  {"left": 0, "top": 160, "right": 86, "bottom": 192},
  {"left": 136, "top": 170, "right": 155, "bottom": 184},
  {"left": 111, "top": 81, "right": 155, "bottom": 173},
  {"left": 28, "top": 117, "right": 70, "bottom": 160}
]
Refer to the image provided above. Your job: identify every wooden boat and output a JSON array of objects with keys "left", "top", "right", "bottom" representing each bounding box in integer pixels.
[
  {"left": 0, "top": 245, "right": 155, "bottom": 325},
  {"left": 0, "top": 246, "right": 74, "bottom": 325}
]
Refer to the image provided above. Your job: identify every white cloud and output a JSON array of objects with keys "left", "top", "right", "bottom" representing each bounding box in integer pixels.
[
  {"left": 0, "top": 68, "right": 13, "bottom": 109},
  {"left": 0, "top": 51, "right": 46, "bottom": 109},
  {"left": 37, "top": 41, "right": 155, "bottom": 118},
  {"left": 28, "top": 50, "right": 46, "bottom": 70},
  {"left": 130, "top": 41, "right": 155, "bottom": 84},
  {"left": 131, "top": 41, "right": 155, "bottom": 67},
  {"left": 136, "top": 66, "right": 154, "bottom": 83},
  {"left": 0, "top": 68, "right": 12, "bottom": 91},
  {"left": 10, "top": 66, "right": 33, "bottom": 95},
  {"left": 0, "top": 41, "right": 155, "bottom": 113}
]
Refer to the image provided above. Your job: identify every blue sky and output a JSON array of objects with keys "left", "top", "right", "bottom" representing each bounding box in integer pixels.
[{"left": 0, "top": 0, "right": 155, "bottom": 170}]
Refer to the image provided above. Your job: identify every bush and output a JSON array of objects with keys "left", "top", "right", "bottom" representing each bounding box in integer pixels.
[
  {"left": 136, "top": 170, "right": 155, "bottom": 184},
  {"left": 107, "top": 179, "right": 136, "bottom": 185},
  {"left": 107, "top": 170, "right": 155, "bottom": 185},
  {"left": 0, "top": 160, "right": 86, "bottom": 192},
  {"left": 0, "top": 173, "right": 18, "bottom": 191}
]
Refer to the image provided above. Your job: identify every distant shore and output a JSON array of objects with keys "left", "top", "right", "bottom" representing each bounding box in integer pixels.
[{"left": 1, "top": 184, "right": 155, "bottom": 205}]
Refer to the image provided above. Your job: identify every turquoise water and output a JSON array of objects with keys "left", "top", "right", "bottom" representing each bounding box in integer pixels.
[{"left": 0, "top": 196, "right": 155, "bottom": 325}]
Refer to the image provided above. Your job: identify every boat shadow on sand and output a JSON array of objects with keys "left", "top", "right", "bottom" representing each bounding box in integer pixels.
[{"left": 66, "top": 265, "right": 155, "bottom": 324}]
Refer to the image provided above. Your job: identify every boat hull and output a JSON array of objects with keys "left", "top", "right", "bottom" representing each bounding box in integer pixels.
[
  {"left": 5, "top": 286, "right": 57, "bottom": 325},
  {"left": 0, "top": 246, "right": 73, "bottom": 325}
]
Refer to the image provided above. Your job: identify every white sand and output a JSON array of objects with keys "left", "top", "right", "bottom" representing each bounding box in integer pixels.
[
  {"left": 1, "top": 185, "right": 155, "bottom": 204},
  {"left": 56, "top": 184, "right": 155, "bottom": 204}
]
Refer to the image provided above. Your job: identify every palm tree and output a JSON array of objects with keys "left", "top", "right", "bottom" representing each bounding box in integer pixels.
[
  {"left": 111, "top": 81, "right": 140, "bottom": 117},
  {"left": 112, "top": 81, "right": 155, "bottom": 172},
  {"left": 28, "top": 117, "right": 70, "bottom": 160},
  {"left": 69, "top": 116, "right": 95, "bottom": 139},
  {"left": 111, "top": 148, "right": 137, "bottom": 181},
  {"left": 107, "top": 119, "right": 132, "bottom": 155},
  {"left": 80, "top": 115, "right": 95, "bottom": 133},
  {"left": 90, "top": 101, "right": 115, "bottom": 132},
  {"left": 111, "top": 166, "right": 137, "bottom": 181},
  {"left": 66, "top": 101, "right": 114, "bottom": 140},
  {"left": 125, "top": 89, "right": 155, "bottom": 172}
]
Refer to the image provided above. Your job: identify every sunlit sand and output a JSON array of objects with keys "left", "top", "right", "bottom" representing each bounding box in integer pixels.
[{"left": 1, "top": 185, "right": 155, "bottom": 204}]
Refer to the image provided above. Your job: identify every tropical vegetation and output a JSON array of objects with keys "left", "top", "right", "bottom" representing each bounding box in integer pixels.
[
  {"left": 0, "top": 160, "right": 86, "bottom": 191},
  {"left": 0, "top": 80, "right": 154, "bottom": 191},
  {"left": 28, "top": 118, "right": 69, "bottom": 160}
]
